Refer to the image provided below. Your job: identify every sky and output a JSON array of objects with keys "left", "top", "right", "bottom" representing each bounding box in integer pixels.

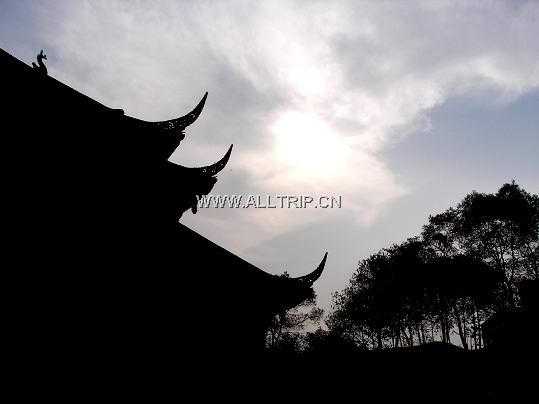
[{"left": 2, "top": 0, "right": 537, "bottom": 312}]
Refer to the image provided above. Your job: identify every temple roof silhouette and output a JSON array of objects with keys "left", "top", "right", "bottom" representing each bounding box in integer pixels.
[{"left": 2, "top": 47, "right": 326, "bottom": 357}]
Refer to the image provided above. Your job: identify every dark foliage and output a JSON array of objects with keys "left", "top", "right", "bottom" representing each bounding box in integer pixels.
[{"left": 329, "top": 182, "right": 538, "bottom": 350}]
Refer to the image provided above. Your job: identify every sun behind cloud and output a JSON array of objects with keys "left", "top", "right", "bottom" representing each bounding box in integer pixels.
[{"left": 271, "top": 110, "right": 350, "bottom": 181}]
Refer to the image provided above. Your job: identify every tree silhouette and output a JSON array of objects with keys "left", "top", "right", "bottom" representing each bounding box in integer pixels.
[
  {"left": 329, "top": 182, "right": 537, "bottom": 350},
  {"left": 424, "top": 182, "right": 538, "bottom": 309},
  {"left": 265, "top": 272, "right": 324, "bottom": 352}
]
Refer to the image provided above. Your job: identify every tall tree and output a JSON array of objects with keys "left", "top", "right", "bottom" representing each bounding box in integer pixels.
[{"left": 423, "top": 182, "right": 539, "bottom": 309}]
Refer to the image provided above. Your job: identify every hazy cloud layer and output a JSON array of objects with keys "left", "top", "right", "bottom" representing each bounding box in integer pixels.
[{"left": 2, "top": 0, "right": 538, "bottom": 307}]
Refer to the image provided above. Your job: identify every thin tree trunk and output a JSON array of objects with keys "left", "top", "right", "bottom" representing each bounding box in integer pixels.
[
  {"left": 440, "top": 313, "right": 447, "bottom": 343},
  {"left": 454, "top": 308, "right": 468, "bottom": 350}
]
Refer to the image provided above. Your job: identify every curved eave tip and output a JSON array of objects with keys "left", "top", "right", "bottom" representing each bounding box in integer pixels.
[
  {"left": 206, "top": 144, "right": 233, "bottom": 176},
  {"left": 218, "top": 143, "right": 234, "bottom": 164},
  {"left": 312, "top": 252, "right": 329, "bottom": 279},
  {"left": 300, "top": 251, "right": 328, "bottom": 284},
  {"left": 195, "top": 91, "right": 208, "bottom": 112},
  {"left": 319, "top": 252, "right": 328, "bottom": 270},
  {"left": 224, "top": 143, "right": 233, "bottom": 160},
  {"left": 218, "top": 143, "right": 233, "bottom": 173}
]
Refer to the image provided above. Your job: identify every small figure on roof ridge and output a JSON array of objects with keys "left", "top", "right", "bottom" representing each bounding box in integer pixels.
[{"left": 32, "top": 49, "right": 47, "bottom": 75}]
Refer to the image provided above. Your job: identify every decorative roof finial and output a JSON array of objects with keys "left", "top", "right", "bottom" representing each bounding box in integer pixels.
[{"left": 31, "top": 49, "right": 47, "bottom": 75}]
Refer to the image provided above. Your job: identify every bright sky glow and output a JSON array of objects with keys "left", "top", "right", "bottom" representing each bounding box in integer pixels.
[{"left": 272, "top": 110, "right": 350, "bottom": 181}]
